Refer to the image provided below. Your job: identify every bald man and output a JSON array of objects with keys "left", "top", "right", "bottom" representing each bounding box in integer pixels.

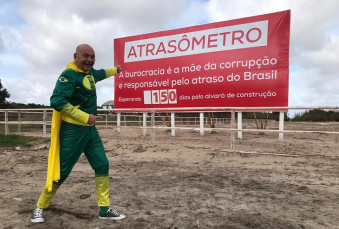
[{"left": 31, "top": 44, "right": 126, "bottom": 223}]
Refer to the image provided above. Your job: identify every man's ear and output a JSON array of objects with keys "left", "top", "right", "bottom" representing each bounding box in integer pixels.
[{"left": 73, "top": 53, "right": 77, "bottom": 60}]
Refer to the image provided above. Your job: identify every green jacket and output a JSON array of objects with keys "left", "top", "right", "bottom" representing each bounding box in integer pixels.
[{"left": 50, "top": 61, "right": 117, "bottom": 125}]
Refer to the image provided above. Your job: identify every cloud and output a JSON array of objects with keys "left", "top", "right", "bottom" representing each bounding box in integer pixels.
[
  {"left": 0, "top": 34, "right": 4, "bottom": 52},
  {"left": 2, "top": 77, "right": 50, "bottom": 105},
  {"left": 9, "top": 0, "right": 211, "bottom": 105},
  {"left": 207, "top": 0, "right": 339, "bottom": 106},
  {"left": 16, "top": 0, "right": 209, "bottom": 72},
  {"left": 0, "top": 0, "right": 24, "bottom": 26},
  {"left": 207, "top": 0, "right": 339, "bottom": 53},
  {"left": 1, "top": 0, "right": 339, "bottom": 108}
]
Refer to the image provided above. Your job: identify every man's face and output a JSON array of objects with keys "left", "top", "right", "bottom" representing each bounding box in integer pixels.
[{"left": 74, "top": 45, "right": 95, "bottom": 72}]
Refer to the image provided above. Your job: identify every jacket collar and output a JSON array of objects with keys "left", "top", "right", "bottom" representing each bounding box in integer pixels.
[{"left": 65, "top": 61, "right": 89, "bottom": 74}]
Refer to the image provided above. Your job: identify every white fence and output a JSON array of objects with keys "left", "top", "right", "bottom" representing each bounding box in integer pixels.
[
  {"left": 0, "top": 108, "right": 268, "bottom": 136},
  {"left": 0, "top": 110, "right": 199, "bottom": 132},
  {"left": 1, "top": 106, "right": 339, "bottom": 149}
]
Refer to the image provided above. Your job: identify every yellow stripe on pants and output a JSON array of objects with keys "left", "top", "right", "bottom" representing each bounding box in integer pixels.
[{"left": 95, "top": 176, "right": 110, "bottom": 207}]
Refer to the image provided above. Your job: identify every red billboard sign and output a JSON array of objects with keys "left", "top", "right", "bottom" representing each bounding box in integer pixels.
[{"left": 114, "top": 10, "right": 290, "bottom": 110}]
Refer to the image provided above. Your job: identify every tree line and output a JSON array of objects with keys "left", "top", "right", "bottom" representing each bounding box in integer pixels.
[
  {"left": 292, "top": 109, "right": 339, "bottom": 122},
  {"left": 0, "top": 79, "right": 10, "bottom": 108}
]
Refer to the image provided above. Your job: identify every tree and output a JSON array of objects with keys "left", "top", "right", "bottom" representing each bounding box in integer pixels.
[{"left": 0, "top": 79, "right": 10, "bottom": 108}]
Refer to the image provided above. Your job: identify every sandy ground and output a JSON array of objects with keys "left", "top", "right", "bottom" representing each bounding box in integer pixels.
[{"left": 1, "top": 121, "right": 339, "bottom": 229}]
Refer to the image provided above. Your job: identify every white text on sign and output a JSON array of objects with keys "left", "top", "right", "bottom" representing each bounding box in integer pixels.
[
  {"left": 144, "top": 89, "right": 177, "bottom": 104},
  {"left": 125, "top": 20, "right": 268, "bottom": 62}
]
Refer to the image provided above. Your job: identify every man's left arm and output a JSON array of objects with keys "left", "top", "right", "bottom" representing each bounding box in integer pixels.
[
  {"left": 105, "top": 63, "right": 122, "bottom": 78},
  {"left": 94, "top": 63, "right": 122, "bottom": 82},
  {"left": 104, "top": 67, "right": 117, "bottom": 79}
]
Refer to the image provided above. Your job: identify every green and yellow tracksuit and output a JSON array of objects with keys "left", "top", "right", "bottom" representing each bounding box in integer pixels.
[{"left": 37, "top": 61, "right": 117, "bottom": 209}]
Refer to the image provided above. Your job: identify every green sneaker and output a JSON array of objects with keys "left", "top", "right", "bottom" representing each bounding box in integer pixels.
[
  {"left": 31, "top": 206, "right": 44, "bottom": 223},
  {"left": 99, "top": 207, "right": 126, "bottom": 220}
]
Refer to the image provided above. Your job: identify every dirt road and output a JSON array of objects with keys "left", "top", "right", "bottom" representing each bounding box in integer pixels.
[{"left": 1, "top": 122, "right": 339, "bottom": 228}]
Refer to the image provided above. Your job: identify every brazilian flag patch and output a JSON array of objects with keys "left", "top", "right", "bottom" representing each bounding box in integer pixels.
[{"left": 59, "top": 77, "right": 68, "bottom": 82}]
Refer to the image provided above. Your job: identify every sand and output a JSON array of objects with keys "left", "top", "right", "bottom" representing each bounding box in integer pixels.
[{"left": 1, "top": 121, "right": 339, "bottom": 229}]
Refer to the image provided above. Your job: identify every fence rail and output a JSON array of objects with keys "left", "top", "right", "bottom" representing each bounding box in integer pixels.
[
  {"left": 1, "top": 107, "right": 339, "bottom": 148},
  {"left": 0, "top": 108, "right": 271, "bottom": 137}
]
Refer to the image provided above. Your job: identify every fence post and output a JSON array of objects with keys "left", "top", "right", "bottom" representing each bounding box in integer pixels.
[
  {"left": 237, "top": 112, "right": 242, "bottom": 139},
  {"left": 43, "top": 110, "right": 47, "bottom": 137},
  {"left": 143, "top": 112, "right": 147, "bottom": 136},
  {"left": 279, "top": 111, "right": 284, "bottom": 141},
  {"left": 171, "top": 112, "right": 175, "bottom": 137},
  {"left": 5, "top": 111, "right": 9, "bottom": 135},
  {"left": 231, "top": 110, "right": 235, "bottom": 149},
  {"left": 18, "top": 111, "right": 21, "bottom": 133},
  {"left": 200, "top": 112, "right": 204, "bottom": 136},
  {"left": 117, "top": 113, "right": 121, "bottom": 133},
  {"left": 151, "top": 111, "right": 155, "bottom": 142}
]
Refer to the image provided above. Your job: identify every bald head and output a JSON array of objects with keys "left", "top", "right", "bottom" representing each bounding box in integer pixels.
[
  {"left": 74, "top": 44, "right": 95, "bottom": 72},
  {"left": 76, "top": 44, "right": 93, "bottom": 53}
]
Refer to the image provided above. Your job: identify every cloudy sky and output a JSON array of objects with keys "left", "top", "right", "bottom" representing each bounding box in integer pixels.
[{"left": 1, "top": 0, "right": 338, "bottom": 114}]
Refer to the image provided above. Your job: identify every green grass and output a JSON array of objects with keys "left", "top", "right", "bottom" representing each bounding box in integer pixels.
[{"left": 0, "top": 134, "right": 49, "bottom": 148}]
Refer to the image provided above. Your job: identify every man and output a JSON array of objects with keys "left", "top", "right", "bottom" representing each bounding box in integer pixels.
[{"left": 31, "top": 44, "right": 126, "bottom": 223}]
